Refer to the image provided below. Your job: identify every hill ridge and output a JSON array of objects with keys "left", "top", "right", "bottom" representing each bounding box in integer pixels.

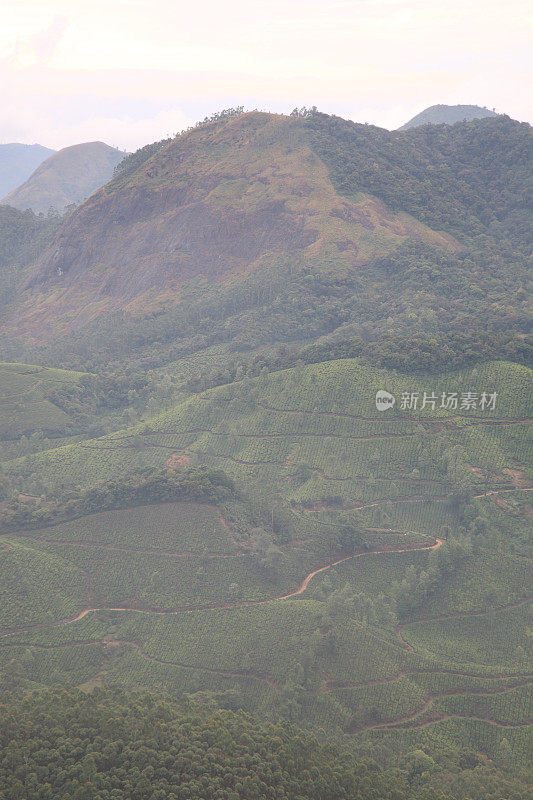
[{"left": 1, "top": 141, "right": 125, "bottom": 215}]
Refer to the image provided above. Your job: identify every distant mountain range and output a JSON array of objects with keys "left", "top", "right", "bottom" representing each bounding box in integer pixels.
[
  {"left": 399, "top": 104, "right": 498, "bottom": 129},
  {"left": 1, "top": 142, "right": 126, "bottom": 215},
  {"left": 0, "top": 143, "right": 55, "bottom": 199}
]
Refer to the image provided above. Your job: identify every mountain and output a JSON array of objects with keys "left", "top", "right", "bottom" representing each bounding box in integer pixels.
[
  {"left": 0, "top": 108, "right": 531, "bottom": 799},
  {"left": 1, "top": 141, "right": 125, "bottom": 215},
  {"left": 0, "top": 143, "right": 55, "bottom": 198},
  {"left": 399, "top": 104, "right": 498, "bottom": 129},
  {"left": 2, "top": 111, "right": 530, "bottom": 359},
  {"left": 19, "top": 112, "right": 456, "bottom": 323}
]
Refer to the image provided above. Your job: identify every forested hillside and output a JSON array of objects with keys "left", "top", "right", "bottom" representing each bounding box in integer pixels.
[
  {"left": 1, "top": 112, "right": 530, "bottom": 373},
  {"left": 1, "top": 689, "right": 472, "bottom": 800},
  {"left": 0, "top": 206, "right": 64, "bottom": 325}
]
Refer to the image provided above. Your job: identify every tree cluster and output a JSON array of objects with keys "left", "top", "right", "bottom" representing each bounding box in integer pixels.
[
  {"left": 0, "top": 689, "right": 459, "bottom": 800},
  {"left": 0, "top": 466, "right": 237, "bottom": 532}
]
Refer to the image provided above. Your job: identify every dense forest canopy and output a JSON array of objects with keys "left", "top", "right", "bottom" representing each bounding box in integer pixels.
[
  {"left": 306, "top": 113, "right": 531, "bottom": 247},
  {"left": 1, "top": 689, "right": 521, "bottom": 800}
]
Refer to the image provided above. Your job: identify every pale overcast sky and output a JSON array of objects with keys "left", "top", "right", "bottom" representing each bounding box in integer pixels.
[{"left": 1, "top": 0, "right": 531, "bottom": 151}]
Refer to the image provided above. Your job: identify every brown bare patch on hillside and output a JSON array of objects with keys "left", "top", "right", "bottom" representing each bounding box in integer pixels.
[
  {"left": 7, "top": 112, "right": 458, "bottom": 341},
  {"left": 165, "top": 453, "right": 191, "bottom": 469},
  {"left": 503, "top": 468, "right": 528, "bottom": 488}
]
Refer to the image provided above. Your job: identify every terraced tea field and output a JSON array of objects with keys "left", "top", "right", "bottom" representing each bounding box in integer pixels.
[
  {"left": 0, "top": 357, "right": 531, "bottom": 765},
  {"left": 0, "top": 361, "right": 89, "bottom": 440}
]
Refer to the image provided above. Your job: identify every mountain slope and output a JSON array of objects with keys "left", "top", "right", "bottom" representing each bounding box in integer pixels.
[
  {"left": 1, "top": 141, "right": 125, "bottom": 214},
  {"left": 0, "top": 112, "right": 466, "bottom": 344},
  {"left": 0, "top": 206, "right": 64, "bottom": 326},
  {"left": 0, "top": 143, "right": 55, "bottom": 198},
  {"left": 0, "top": 361, "right": 91, "bottom": 442},
  {"left": 399, "top": 104, "right": 498, "bottom": 129},
  {"left": 2, "top": 112, "right": 530, "bottom": 366},
  {"left": 0, "top": 109, "right": 530, "bottom": 799}
]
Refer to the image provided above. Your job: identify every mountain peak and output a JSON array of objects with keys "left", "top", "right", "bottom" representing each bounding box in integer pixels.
[
  {"left": 399, "top": 104, "right": 499, "bottom": 130},
  {"left": 1, "top": 141, "right": 126, "bottom": 214}
]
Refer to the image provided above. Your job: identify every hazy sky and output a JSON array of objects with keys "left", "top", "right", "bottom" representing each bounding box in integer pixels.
[{"left": 2, "top": 0, "right": 531, "bottom": 151}]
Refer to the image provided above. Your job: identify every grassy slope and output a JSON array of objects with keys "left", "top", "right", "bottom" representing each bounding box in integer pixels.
[{"left": 6, "top": 358, "right": 530, "bottom": 488}]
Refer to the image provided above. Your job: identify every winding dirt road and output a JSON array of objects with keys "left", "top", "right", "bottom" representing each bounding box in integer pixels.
[
  {"left": 2, "top": 531, "right": 531, "bottom": 736},
  {"left": 348, "top": 681, "right": 533, "bottom": 734},
  {"left": 0, "top": 537, "right": 443, "bottom": 638}
]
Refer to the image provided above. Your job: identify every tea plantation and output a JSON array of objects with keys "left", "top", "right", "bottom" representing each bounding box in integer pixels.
[{"left": 0, "top": 357, "right": 531, "bottom": 779}]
